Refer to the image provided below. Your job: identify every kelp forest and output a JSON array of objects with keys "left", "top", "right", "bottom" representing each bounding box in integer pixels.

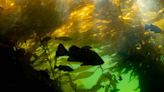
[{"left": 0, "top": 0, "right": 163, "bottom": 92}]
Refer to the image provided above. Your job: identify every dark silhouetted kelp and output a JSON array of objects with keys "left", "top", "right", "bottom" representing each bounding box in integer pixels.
[
  {"left": 0, "top": 37, "right": 62, "bottom": 92},
  {"left": 115, "top": 26, "right": 164, "bottom": 92}
]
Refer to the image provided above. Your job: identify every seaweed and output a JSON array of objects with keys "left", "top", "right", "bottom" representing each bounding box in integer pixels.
[
  {"left": 114, "top": 26, "right": 164, "bottom": 92},
  {"left": 0, "top": 0, "right": 163, "bottom": 92},
  {"left": 0, "top": 37, "right": 62, "bottom": 92}
]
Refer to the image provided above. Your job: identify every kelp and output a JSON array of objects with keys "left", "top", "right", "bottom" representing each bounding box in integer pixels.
[
  {"left": 113, "top": 25, "right": 164, "bottom": 92},
  {"left": 0, "top": 0, "right": 163, "bottom": 92},
  {"left": 0, "top": 39, "right": 62, "bottom": 92}
]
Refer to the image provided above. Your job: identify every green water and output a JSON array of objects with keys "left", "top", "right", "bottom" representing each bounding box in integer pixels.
[
  {"left": 62, "top": 54, "right": 140, "bottom": 92},
  {"left": 0, "top": 0, "right": 163, "bottom": 92}
]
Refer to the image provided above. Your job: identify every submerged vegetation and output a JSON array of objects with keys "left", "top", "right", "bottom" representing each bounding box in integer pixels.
[{"left": 0, "top": 0, "right": 163, "bottom": 92}]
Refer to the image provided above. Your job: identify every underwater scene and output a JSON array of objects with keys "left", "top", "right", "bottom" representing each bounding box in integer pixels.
[{"left": 0, "top": 0, "right": 163, "bottom": 92}]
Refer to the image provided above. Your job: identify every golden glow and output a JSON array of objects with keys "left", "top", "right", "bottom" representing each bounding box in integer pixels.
[
  {"left": 121, "top": 13, "right": 132, "bottom": 20},
  {"left": 10, "top": 3, "right": 14, "bottom": 6},
  {"left": 70, "top": 5, "right": 93, "bottom": 19},
  {"left": 112, "top": 0, "right": 120, "bottom": 7},
  {"left": 69, "top": 4, "right": 94, "bottom": 20},
  {"left": 52, "top": 4, "right": 95, "bottom": 37},
  {"left": 52, "top": 2, "right": 113, "bottom": 39},
  {"left": 0, "top": 0, "right": 15, "bottom": 8},
  {"left": 51, "top": 23, "right": 73, "bottom": 37},
  {"left": 95, "top": 19, "right": 111, "bottom": 24},
  {"left": 120, "top": 3, "right": 140, "bottom": 23}
]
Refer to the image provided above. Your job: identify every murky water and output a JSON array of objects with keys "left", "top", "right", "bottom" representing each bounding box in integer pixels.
[{"left": 0, "top": 0, "right": 163, "bottom": 92}]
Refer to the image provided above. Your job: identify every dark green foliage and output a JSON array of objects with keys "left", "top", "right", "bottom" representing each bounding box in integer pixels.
[
  {"left": 114, "top": 26, "right": 164, "bottom": 92},
  {"left": 94, "top": 72, "right": 119, "bottom": 92},
  {"left": 0, "top": 0, "right": 62, "bottom": 43},
  {"left": 110, "top": 89, "right": 120, "bottom": 92},
  {"left": 0, "top": 38, "right": 62, "bottom": 92},
  {"left": 19, "top": 0, "right": 61, "bottom": 36},
  {"left": 89, "top": 84, "right": 103, "bottom": 92},
  {"left": 40, "top": 36, "right": 52, "bottom": 46}
]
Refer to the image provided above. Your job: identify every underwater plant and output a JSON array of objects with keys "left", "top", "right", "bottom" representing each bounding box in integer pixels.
[
  {"left": 0, "top": 0, "right": 163, "bottom": 92},
  {"left": 0, "top": 37, "right": 62, "bottom": 92},
  {"left": 114, "top": 26, "right": 164, "bottom": 92}
]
